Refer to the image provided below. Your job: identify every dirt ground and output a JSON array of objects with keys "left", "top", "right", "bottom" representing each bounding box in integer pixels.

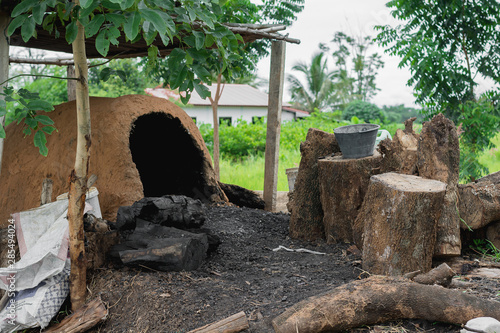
[{"left": 82, "top": 201, "right": 500, "bottom": 333}]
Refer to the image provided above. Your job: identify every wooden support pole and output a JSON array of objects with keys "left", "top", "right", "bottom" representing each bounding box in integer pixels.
[
  {"left": 40, "top": 178, "right": 54, "bottom": 205},
  {"left": 263, "top": 40, "right": 286, "bottom": 212},
  {"left": 0, "top": 11, "right": 10, "bottom": 179}
]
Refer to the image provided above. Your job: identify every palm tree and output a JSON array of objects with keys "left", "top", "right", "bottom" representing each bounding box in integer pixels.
[{"left": 287, "top": 52, "right": 336, "bottom": 113}]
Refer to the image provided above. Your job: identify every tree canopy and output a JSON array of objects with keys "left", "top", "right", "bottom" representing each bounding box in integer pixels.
[{"left": 376, "top": 0, "right": 500, "bottom": 181}]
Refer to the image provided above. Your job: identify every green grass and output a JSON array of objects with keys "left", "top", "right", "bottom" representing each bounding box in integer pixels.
[
  {"left": 220, "top": 148, "right": 301, "bottom": 191},
  {"left": 479, "top": 132, "right": 500, "bottom": 174}
]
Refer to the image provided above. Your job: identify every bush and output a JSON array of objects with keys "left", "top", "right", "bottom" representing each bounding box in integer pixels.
[{"left": 342, "top": 100, "right": 385, "bottom": 123}]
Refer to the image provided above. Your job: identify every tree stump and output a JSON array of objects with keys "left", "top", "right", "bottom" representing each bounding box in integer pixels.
[
  {"left": 289, "top": 128, "right": 340, "bottom": 241},
  {"left": 378, "top": 117, "right": 419, "bottom": 175},
  {"left": 359, "top": 172, "right": 447, "bottom": 276},
  {"left": 318, "top": 151, "right": 382, "bottom": 244},
  {"left": 417, "top": 113, "right": 461, "bottom": 257}
]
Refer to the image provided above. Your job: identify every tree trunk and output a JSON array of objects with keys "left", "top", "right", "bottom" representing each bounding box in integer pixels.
[
  {"left": 358, "top": 173, "right": 446, "bottom": 275},
  {"left": 318, "top": 151, "right": 382, "bottom": 244},
  {"left": 272, "top": 275, "right": 500, "bottom": 333},
  {"left": 417, "top": 113, "right": 461, "bottom": 257},
  {"left": 0, "top": 11, "right": 9, "bottom": 179},
  {"left": 209, "top": 74, "right": 223, "bottom": 181},
  {"left": 68, "top": 8, "right": 91, "bottom": 311},
  {"left": 289, "top": 128, "right": 340, "bottom": 241}
]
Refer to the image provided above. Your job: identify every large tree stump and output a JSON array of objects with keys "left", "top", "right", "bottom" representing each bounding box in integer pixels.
[
  {"left": 378, "top": 117, "right": 419, "bottom": 175},
  {"left": 318, "top": 151, "right": 382, "bottom": 244},
  {"left": 417, "top": 113, "right": 461, "bottom": 257},
  {"left": 458, "top": 179, "right": 500, "bottom": 230},
  {"left": 272, "top": 275, "right": 500, "bottom": 333},
  {"left": 289, "top": 128, "right": 340, "bottom": 241},
  {"left": 359, "top": 173, "right": 446, "bottom": 275}
]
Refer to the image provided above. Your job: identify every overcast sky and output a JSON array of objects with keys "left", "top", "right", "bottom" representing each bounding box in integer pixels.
[{"left": 254, "top": 0, "right": 417, "bottom": 108}]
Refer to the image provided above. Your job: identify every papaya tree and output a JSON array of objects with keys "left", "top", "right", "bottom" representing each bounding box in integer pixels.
[{"left": 2, "top": 0, "right": 248, "bottom": 311}]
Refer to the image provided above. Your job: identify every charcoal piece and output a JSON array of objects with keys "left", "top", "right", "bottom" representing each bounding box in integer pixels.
[{"left": 219, "top": 182, "right": 265, "bottom": 209}]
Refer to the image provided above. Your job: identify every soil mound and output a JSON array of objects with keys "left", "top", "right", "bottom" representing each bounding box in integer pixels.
[{"left": 0, "top": 95, "right": 226, "bottom": 227}]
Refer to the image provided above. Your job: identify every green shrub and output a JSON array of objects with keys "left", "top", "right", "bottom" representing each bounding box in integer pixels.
[{"left": 342, "top": 100, "right": 385, "bottom": 123}]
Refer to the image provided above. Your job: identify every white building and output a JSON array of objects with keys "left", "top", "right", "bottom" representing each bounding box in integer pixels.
[{"left": 145, "top": 84, "right": 309, "bottom": 126}]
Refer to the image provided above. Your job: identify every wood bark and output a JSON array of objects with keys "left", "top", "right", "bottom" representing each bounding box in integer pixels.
[
  {"left": 44, "top": 297, "right": 107, "bottom": 333},
  {"left": 67, "top": 65, "right": 76, "bottom": 101},
  {"left": 377, "top": 117, "right": 419, "bottom": 175},
  {"left": 359, "top": 173, "right": 446, "bottom": 275},
  {"left": 188, "top": 311, "right": 249, "bottom": 333},
  {"left": 458, "top": 179, "right": 500, "bottom": 230},
  {"left": 68, "top": 8, "right": 91, "bottom": 311},
  {"left": 318, "top": 151, "right": 382, "bottom": 244},
  {"left": 417, "top": 113, "right": 461, "bottom": 257},
  {"left": 272, "top": 275, "right": 500, "bottom": 333},
  {"left": 264, "top": 40, "right": 285, "bottom": 212},
  {"left": 289, "top": 128, "right": 340, "bottom": 241},
  {"left": 208, "top": 73, "right": 223, "bottom": 181}
]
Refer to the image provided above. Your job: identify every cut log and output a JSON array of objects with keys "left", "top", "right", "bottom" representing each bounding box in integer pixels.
[
  {"left": 44, "top": 297, "right": 107, "bottom": 333},
  {"left": 412, "top": 263, "right": 455, "bottom": 286},
  {"left": 378, "top": 117, "right": 419, "bottom": 175},
  {"left": 115, "top": 195, "right": 206, "bottom": 231},
  {"left": 358, "top": 173, "right": 447, "bottom": 275},
  {"left": 110, "top": 219, "right": 209, "bottom": 271},
  {"left": 417, "top": 113, "right": 461, "bottom": 257},
  {"left": 272, "top": 275, "right": 500, "bottom": 333},
  {"left": 188, "top": 311, "right": 249, "bottom": 333},
  {"left": 318, "top": 151, "right": 382, "bottom": 244},
  {"left": 458, "top": 180, "right": 500, "bottom": 230},
  {"left": 289, "top": 128, "right": 340, "bottom": 241}
]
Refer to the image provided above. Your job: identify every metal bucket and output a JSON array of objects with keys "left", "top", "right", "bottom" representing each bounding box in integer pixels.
[{"left": 334, "top": 124, "right": 380, "bottom": 159}]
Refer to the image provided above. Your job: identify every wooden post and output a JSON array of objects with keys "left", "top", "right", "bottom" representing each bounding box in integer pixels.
[
  {"left": 67, "top": 65, "right": 76, "bottom": 101},
  {"left": 263, "top": 40, "right": 285, "bottom": 212},
  {"left": 0, "top": 11, "right": 10, "bottom": 178}
]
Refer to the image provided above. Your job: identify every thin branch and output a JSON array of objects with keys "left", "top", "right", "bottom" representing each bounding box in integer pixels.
[{"left": 0, "top": 73, "right": 80, "bottom": 86}]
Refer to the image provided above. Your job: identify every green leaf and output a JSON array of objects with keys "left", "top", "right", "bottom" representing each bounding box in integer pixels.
[
  {"left": 7, "top": 14, "right": 27, "bottom": 36},
  {"left": 34, "top": 130, "right": 48, "bottom": 156},
  {"left": 124, "top": 11, "right": 141, "bottom": 40},
  {"left": 27, "top": 100, "right": 54, "bottom": 112},
  {"left": 32, "top": 3, "right": 47, "bottom": 25},
  {"left": 42, "top": 126, "right": 56, "bottom": 135},
  {"left": 11, "top": 0, "right": 38, "bottom": 17},
  {"left": 193, "top": 31, "right": 205, "bottom": 50},
  {"left": 96, "top": 29, "right": 110, "bottom": 56},
  {"left": 21, "top": 16, "right": 35, "bottom": 42},
  {"left": 204, "top": 33, "right": 215, "bottom": 48},
  {"left": 0, "top": 125, "right": 5, "bottom": 139},
  {"left": 85, "top": 14, "right": 105, "bottom": 38},
  {"left": 120, "top": 0, "right": 135, "bottom": 10},
  {"left": 116, "top": 70, "right": 127, "bottom": 82},
  {"left": 141, "top": 8, "right": 167, "bottom": 34},
  {"left": 25, "top": 117, "right": 38, "bottom": 129},
  {"left": 187, "top": 48, "right": 209, "bottom": 63},
  {"left": 106, "top": 13, "right": 125, "bottom": 27},
  {"left": 65, "top": 20, "right": 78, "bottom": 44},
  {"left": 194, "top": 81, "right": 211, "bottom": 99},
  {"left": 35, "top": 115, "right": 55, "bottom": 125},
  {"left": 79, "top": 0, "right": 99, "bottom": 18},
  {"left": 99, "top": 67, "right": 112, "bottom": 81},
  {"left": 23, "top": 127, "right": 32, "bottom": 136},
  {"left": 79, "top": 0, "right": 94, "bottom": 8}
]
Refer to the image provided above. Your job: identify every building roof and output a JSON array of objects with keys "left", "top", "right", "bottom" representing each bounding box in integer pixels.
[{"left": 146, "top": 84, "right": 294, "bottom": 108}]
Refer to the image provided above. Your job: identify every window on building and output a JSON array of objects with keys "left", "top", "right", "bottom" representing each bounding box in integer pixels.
[
  {"left": 252, "top": 116, "right": 264, "bottom": 124},
  {"left": 219, "top": 117, "right": 232, "bottom": 126}
]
